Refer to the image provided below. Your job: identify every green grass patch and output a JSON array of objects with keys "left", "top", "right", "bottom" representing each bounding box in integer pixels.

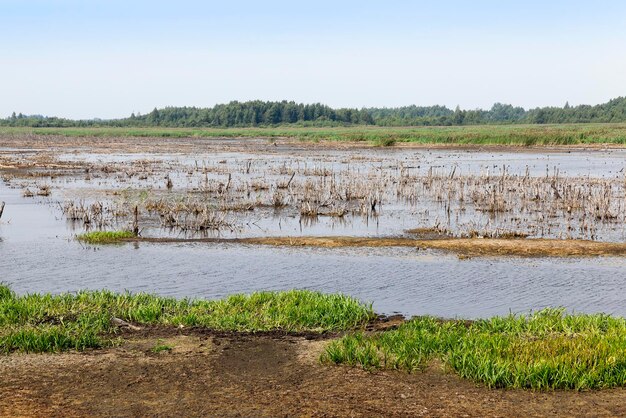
[
  {"left": 77, "top": 230, "right": 136, "bottom": 244},
  {"left": 323, "top": 308, "right": 626, "bottom": 390},
  {"left": 151, "top": 340, "right": 173, "bottom": 353},
  {"left": 322, "top": 317, "right": 464, "bottom": 371},
  {"left": 0, "top": 285, "right": 373, "bottom": 353},
  {"left": 2, "top": 124, "right": 626, "bottom": 146},
  {"left": 372, "top": 137, "right": 397, "bottom": 147}
]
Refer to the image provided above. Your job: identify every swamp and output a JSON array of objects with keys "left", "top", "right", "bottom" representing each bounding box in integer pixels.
[
  {"left": 1, "top": 127, "right": 626, "bottom": 417},
  {"left": 1, "top": 130, "right": 626, "bottom": 317}
]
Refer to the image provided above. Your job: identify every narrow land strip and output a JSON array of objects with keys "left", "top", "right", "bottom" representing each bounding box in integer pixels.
[{"left": 119, "top": 236, "right": 626, "bottom": 257}]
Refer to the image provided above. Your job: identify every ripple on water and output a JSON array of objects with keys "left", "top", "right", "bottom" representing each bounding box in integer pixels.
[
  {"left": 2, "top": 158, "right": 626, "bottom": 318},
  {"left": 3, "top": 237, "right": 626, "bottom": 318}
]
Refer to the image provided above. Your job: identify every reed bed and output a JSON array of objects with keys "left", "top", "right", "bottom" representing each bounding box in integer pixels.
[
  {"left": 52, "top": 160, "right": 626, "bottom": 241},
  {"left": 3, "top": 124, "right": 626, "bottom": 146},
  {"left": 3, "top": 134, "right": 625, "bottom": 241}
]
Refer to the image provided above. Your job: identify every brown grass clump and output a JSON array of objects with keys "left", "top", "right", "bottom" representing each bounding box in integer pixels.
[
  {"left": 228, "top": 236, "right": 626, "bottom": 257},
  {"left": 128, "top": 235, "right": 626, "bottom": 257}
]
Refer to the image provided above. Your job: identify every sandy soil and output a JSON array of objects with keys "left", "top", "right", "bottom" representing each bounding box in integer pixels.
[{"left": 1, "top": 328, "right": 625, "bottom": 418}]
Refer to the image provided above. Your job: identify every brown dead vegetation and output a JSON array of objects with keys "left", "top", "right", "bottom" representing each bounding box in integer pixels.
[
  {"left": 124, "top": 235, "right": 626, "bottom": 257},
  {"left": 3, "top": 134, "right": 626, "bottom": 241},
  {"left": 236, "top": 236, "right": 626, "bottom": 257}
]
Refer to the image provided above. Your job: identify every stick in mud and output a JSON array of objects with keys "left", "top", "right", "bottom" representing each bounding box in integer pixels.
[
  {"left": 133, "top": 205, "right": 139, "bottom": 235},
  {"left": 0, "top": 202, "right": 4, "bottom": 220},
  {"left": 111, "top": 317, "right": 142, "bottom": 331}
]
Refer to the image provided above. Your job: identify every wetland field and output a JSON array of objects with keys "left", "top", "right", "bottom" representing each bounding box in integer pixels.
[{"left": 2, "top": 127, "right": 626, "bottom": 416}]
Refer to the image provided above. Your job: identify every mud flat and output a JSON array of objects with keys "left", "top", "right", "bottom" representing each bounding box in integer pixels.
[
  {"left": 129, "top": 235, "right": 626, "bottom": 257},
  {"left": 2, "top": 330, "right": 626, "bottom": 418}
]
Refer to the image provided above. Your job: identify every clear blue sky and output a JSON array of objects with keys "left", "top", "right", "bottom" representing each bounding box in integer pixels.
[{"left": 2, "top": 0, "right": 625, "bottom": 119}]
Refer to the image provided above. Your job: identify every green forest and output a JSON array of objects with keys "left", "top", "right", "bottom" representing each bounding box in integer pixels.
[{"left": 3, "top": 97, "right": 626, "bottom": 128}]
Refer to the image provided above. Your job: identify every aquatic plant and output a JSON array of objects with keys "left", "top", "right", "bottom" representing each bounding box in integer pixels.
[
  {"left": 56, "top": 149, "right": 626, "bottom": 242},
  {"left": 77, "top": 230, "right": 136, "bottom": 244}
]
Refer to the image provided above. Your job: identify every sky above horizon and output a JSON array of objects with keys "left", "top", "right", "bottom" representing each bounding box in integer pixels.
[{"left": 2, "top": 0, "right": 626, "bottom": 119}]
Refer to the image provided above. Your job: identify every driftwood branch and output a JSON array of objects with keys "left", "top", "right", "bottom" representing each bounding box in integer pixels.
[{"left": 111, "top": 317, "right": 142, "bottom": 331}]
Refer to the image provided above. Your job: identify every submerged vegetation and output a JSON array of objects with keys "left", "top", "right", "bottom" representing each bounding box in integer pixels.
[
  {"left": 5, "top": 129, "right": 626, "bottom": 243},
  {"left": 46, "top": 146, "right": 626, "bottom": 243},
  {"left": 4, "top": 130, "right": 625, "bottom": 243},
  {"left": 323, "top": 309, "right": 626, "bottom": 390},
  {"left": 0, "top": 286, "right": 373, "bottom": 353},
  {"left": 77, "top": 230, "right": 136, "bottom": 244}
]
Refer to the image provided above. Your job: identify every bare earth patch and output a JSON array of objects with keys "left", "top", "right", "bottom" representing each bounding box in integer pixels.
[
  {"left": 1, "top": 330, "right": 626, "bottom": 417},
  {"left": 132, "top": 236, "right": 626, "bottom": 257}
]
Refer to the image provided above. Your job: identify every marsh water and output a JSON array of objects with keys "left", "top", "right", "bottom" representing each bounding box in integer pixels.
[{"left": 1, "top": 138, "right": 626, "bottom": 318}]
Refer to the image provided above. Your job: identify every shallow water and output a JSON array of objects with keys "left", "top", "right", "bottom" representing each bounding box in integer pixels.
[
  {"left": 2, "top": 182, "right": 626, "bottom": 318},
  {"left": 5, "top": 143, "right": 626, "bottom": 242},
  {"left": 51, "top": 145, "right": 626, "bottom": 178},
  {"left": 3, "top": 141, "right": 626, "bottom": 317}
]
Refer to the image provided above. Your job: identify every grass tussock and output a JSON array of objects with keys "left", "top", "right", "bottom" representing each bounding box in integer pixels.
[
  {"left": 0, "top": 286, "right": 373, "bottom": 353},
  {"left": 77, "top": 230, "right": 136, "bottom": 244},
  {"left": 151, "top": 341, "right": 173, "bottom": 353},
  {"left": 322, "top": 309, "right": 626, "bottom": 390}
]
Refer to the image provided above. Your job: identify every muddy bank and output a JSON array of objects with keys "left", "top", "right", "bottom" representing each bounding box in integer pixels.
[
  {"left": 1, "top": 330, "right": 625, "bottom": 418},
  {"left": 127, "top": 236, "right": 626, "bottom": 257}
]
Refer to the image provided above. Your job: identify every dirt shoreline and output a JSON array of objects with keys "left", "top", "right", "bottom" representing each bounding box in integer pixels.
[
  {"left": 124, "top": 236, "right": 626, "bottom": 257},
  {"left": 2, "top": 329, "right": 625, "bottom": 418}
]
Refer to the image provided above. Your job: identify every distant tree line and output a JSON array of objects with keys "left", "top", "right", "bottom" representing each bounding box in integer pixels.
[
  {"left": 132, "top": 101, "right": 374, "bottom": 127},
  {"left": 368, "top": 98, "right": 626, "bottom": 126},
  {"left": 3, "top": 97, "right": 626, "bottom": 127}
]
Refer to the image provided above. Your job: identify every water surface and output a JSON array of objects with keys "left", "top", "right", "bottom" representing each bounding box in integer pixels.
[{"left": 2, "top": 183, "right": 625, "bottom": 318}]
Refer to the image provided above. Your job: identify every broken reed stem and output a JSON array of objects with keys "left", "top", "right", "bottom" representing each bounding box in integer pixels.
[
  {"left": 286, "top": 172, "right": 296, "bottom": 188},
  {"left": 133, "top": 205, "right": 139, "bottom": 235}
]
